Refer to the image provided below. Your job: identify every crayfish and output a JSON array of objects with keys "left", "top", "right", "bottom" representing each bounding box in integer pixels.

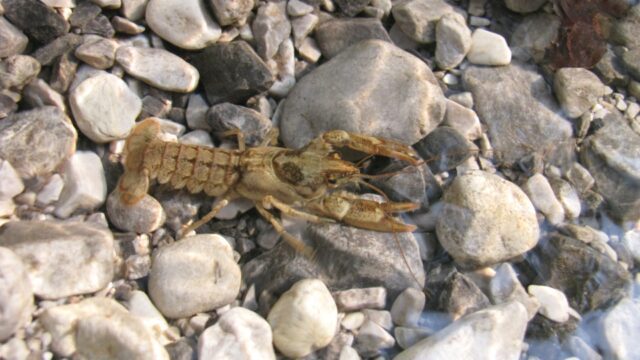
[{"left": 117, "top": 118, "right": 423, "bottom": 257}]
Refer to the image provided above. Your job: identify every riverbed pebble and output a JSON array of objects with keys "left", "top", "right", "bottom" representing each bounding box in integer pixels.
[
  {"left": 116, "top": 46, "right": 199, "bottom": 92},
  {"left": 70, "top": 72, "right": 141, "bottom": 143},
  {"left": 148, "top": 234, "right": 241, "bottom": 318},
  {"left": 199, "top": 307, "right": 276, "bottom": 359},
  {"left": 436, "top": 171, "right": 540, "bottom": 267},
  {"left": 268, "top": 279, "right": 338, "bottom": 358},
  {"left": 145, "top": 0, "right": 220, "bottom": 49},
  {"left": 0, "top": 247, "right": 33, "bottom": 341},
  {"left": 467, "top": 29, "right": 511, "bottom": 66},
  {"left": 0, "top": 221, "right": 114, "bottom": 299},
  {"left": 54, "top": 151, "right": 107, "bottom": 218}
]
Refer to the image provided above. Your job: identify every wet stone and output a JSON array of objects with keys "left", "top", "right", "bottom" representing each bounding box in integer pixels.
[
  {"left": 32, "top": 33, "right": 83, "bottom": 66},
  {"left": 148, "top": 234, "right": 241, "bottom": 318},
  {"left": 280, "top": 40, "right": 445, "bottom": 149},
  {"left": 353, "top": 320, "right": 395, "bottom": 357},
  {"left": 268, "top": 279, "right": 338, "bottom": 358},
  {"left": 600, "top": 298, "right": 640, "bottom": 360},
  {"left": 395, "top": 326, "right": 432, "bottom": 349},
  {"left": 74, "top": 37, "right": 118, "bottom": 69},
  {"left": 146, "top": 0, "right": 221, "bottom": 50},
  {"left": 580, "top": 112, "right": 640, "bottom": 223},
  {"left": 621, "top": 48, "right": 640, "bottom": 81},
  {"left": 69, "top": 1, "right": 102, "bottom": 28},
  {"left": 523, "top": 173, "right": 565, "bottom": 225},
  {"left": 0, "top": 221, "right": 114, "bottom": 299},
  {"left": 533, "top": 234, "right": 630, "bottom": 313},
  {"left": 199, "top": 307, "right": 276, "bottom": 359},
  {"left": 489, "top": 263, "right": 539, "bottom": 320},
  {"left": 116, "top": 46, "right": 199, "bottom": 92},
  {"left": 0, "top": 16, "right": 28, "bottom": 58},
  {"left": 527, "top": 285, "right": 570, "bottom": 323},
  {"left": 413, "top": 126, "right": 476, "bottom": 174},
  {"left": 391, "top": 288, "right": 425, "bottom": 327},
  {"left": 554, "top": 67, "right": 607, "bottom": 119},
  {"left": 54, "top": 151, "right": 107, "bottom": 218},
  {"left": 50, "top": 52, "right": 79, "bottom": 93},
  {"left": 69, "top": 71, "right": 141, "bottom": 143},
  {"left": 511, "top": 13, "right": 561, "bottom": 63},
  {"left": 391, "top": 0, "right": 462, "bottom": 44},
  {"left": 0, "top": 55, "right": 41, "bottom": 90},
  {"left": 0, "top": 247, "right": 33, "bottom": 342},
  {"left": 0, "top": 106, "right": 76, "bottom": 179},
  {"left": 395, "top": 301, "right": 528, "bottom": 360},
  {"left": 206, "top": 102, "right": 272, "bottom": 147},
  {"left": 439, "top": 271, "right": 490, "bottom": 319},
  {"left": 436, "top": 171, "right": 540, "bottom": 268},
  {"left": 462, "top": 62, "right": 573, "bottom": 165},
  {"left": 107, "top": 190, "right": 166, "bottom": 233},
  {"left": 435, "top": 12, "right": 471, "bottom": 70},
  {"left": 191, "top": 41, "right": 274, "bottom": 105},
  {"left": 315, "top": 18, "right": 391, "bottom": 59},
  {"left": 333, "top": 287, "right": 387, "bottom": 312},
  {"left": 3, "top": 0, "right": 69, "bottom": 43},
  {"left": 252, "top": 1, "right": 290, "bottom": 60}
]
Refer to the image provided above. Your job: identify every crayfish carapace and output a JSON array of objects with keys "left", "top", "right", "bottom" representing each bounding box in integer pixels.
[{"left": 117, "top": 118, "right": 423, "bottom": 257}]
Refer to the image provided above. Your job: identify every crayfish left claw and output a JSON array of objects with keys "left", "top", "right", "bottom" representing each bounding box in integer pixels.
[
  {"left": 321, "top": 130, "right": 423, "bottom": 165},
  {"left": 309, "top": 192, "right": 417, "bottom": 232}
]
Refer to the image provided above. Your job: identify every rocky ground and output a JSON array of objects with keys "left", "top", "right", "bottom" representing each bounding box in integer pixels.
[{"left": 1, "top": 0, "right": 640, "bottom": 359}]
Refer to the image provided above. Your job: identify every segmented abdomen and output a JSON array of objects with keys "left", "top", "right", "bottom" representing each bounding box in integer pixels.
[{"left": 142, "top": 140, "right": 240, "bottom": 197}]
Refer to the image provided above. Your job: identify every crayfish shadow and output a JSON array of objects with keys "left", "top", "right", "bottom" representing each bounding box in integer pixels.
[{"left": 242, "top": 221, "right": 425, "bottom": 312}]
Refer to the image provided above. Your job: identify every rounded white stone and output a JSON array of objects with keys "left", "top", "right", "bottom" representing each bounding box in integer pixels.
[
  {"left": 523, "top": 173, "right": 565, "bottom": 225},
  {"left": 146, "top": 0, "right": 221, "bottom": 50},
  {"left": 70, "top": 72, "right": 141, "bottom": 143},
  {"left": 148, "top": 234, "right": 241, "bottom": 318},
  {"left": 54, "top": 151, "right": 107, "bottom": 218},
  {"left": 467, "top": 29, "right": 511, "bottom": 66},
  {"left": 198, "top": 307, "right": 276, "bottom": 360},
  {"left": 268, "top": 279, "right": 338, "bottom": 358},
  {"left": 0, "top": 247, "right": 33, "bottom": 342},
  {"left": 528, "top": 285, "right": 570, "bottom": 323},
  {"left": 116, "top": 46, "right": 199, "bottom": 92}
]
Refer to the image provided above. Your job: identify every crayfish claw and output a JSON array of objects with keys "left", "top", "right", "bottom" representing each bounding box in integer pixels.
[
  {"left": 321, "top": 130, "right": 423, "bottom": 165},
  {"left": 309, "top": 192, "right": 417, "bottom": 233}
]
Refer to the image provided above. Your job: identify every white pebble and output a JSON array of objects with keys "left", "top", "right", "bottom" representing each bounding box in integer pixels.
[
  {"left": 145, "top": 0, "right": 221, "bottom": 50},
  {"left": 199, "top": 307, "right": 276, "bottom": 359},
  {"left": 116, "top": 46, "right": 199, "bottom": 92},
  {"left": 268, "top": 279, "right": 338, "bottom": 358},
  {"left": 528, "top": 285, "right": 570, "bottom": 323},
  {"left": 467, "top": 29, "right": 511, "bottom": 66},
  {"left": 523, "top": 173, "right": 565, "bottom": 225},
  {"left": 391, "top": 288, "right": 425, "bottom": 327},
  {"left": 70, "top": 72, "right": 141, "bottom": 143},
  {"left": 0, "top": 159, "right": 24, "bottom": 200},
  {"left": 0, "top": 247, "right": 33, "bottom": 341},
  {"left": 54, "top": 151, "right": 107, "bottom": 218}
]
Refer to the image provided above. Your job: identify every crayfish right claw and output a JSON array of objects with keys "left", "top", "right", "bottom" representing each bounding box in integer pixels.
[{"left": 309, "top": 192, "right": 418, "bottom": 233}]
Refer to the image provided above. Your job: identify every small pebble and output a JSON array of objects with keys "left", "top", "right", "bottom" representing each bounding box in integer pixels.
[
  {"left": 107, "top": 190, "right": 166, "bottom": 233},
  {"left": 333, "top": 287, "right": 387, "bottom": 312},
  {"left": 341, "top": 312, "right": 366, "bottom": 331},
  {"left": 523, "top": 173, "right": 565, "bottom": 225},
  {"left": 116, "top": 46, "right": 199, "bottom": 92},
  {"left": 145, "top": 0, "right": 221, "bottom": 49},
  {"left": 0, "top": 17, "right": 27, "bottom": 58},
  {"left": 74, "top": 37, "right": 118, "bottom": 69},
  {"left": 70, "top": 72, "right": 141, "bottom": 143},
  {"left": 528, "top": 285, "right": 570, "bottom": 323},
  {"left": 148, "top": 234, "right": 241, "bottom": 318},
  {"left": 391, "top": 288, "right": 425, "bottom": 327},
  {"left": 0, "top": 247, "right": 33, "bottom": 341},
  {"left": 394, "top": 327, "right": 432, "bottom": 349},
  {"left": 54, "top": 151, "right": 107, "bottom": 218},
  {"left": 0, "top": 159, "right": 24, "bottom": 201},
  {"left": 199, "top": 307, "right": 276, "bottom": 359},
  {"left": 353, "top": 320, "right": 395, "bottom": 357},
  {"left": 467, "top": 29, "right": 511, "bottom": 66},
  {"left": 0, "top": 221, "right": 114, "bottom": 300},
  {"left": 268, "top": 279, "right": 338, "bottom": 358}
]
